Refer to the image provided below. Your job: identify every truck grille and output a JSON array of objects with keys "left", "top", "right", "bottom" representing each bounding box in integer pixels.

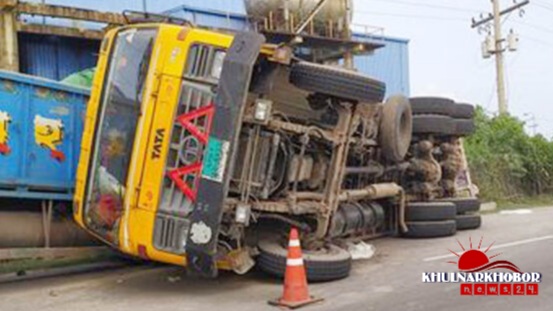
[
  {"left": 186, "top": 44, "right": 221, "bottom": 80},
  {"left": 159, "top": 82, "right": 215, "bottom": 215},
  {"left": 153, "top": 214, "right": 190, "bottom": 254},
  {"left": 153, "top": 44, "right": 221, "bottom": 255}
]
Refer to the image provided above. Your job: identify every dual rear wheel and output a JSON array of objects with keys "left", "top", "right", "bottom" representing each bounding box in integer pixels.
[
  {"left": 410, "top": 97, "right": 476, "bottom": 137},
  {"left": 402, "top": 198, "right": 482, "bottom": 238}
]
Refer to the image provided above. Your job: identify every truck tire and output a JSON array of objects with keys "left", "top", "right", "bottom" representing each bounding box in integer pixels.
[
  {"left": 406, "top": 202, "right": 456, "bottom": 222},
  {"left": 439, "top": 198, "right": 480, "bottom": 214},
  {"left": 379, "top": 95, "right": 413, "bottom": 163},
  {"left": 456, "top": 214, "right": 482, "bottom": 230},
  {"left": 402, "top": 220, "right": 457, "bottom": 238},
  {"left": 412, "top": 115, "right": 455, "bottom": 135},
  {"left": 289, "top": 62, "right": 386, "bottom": 103},
  {"left": 257, "top": 238, "right": 352, "bottom": 282},
  {"left": 454, "top": 119, "right": 475, "bottom": 136},
  {"left": 452, "top": 103, "right": 475, "bottom": 119},
  {"left": 410, "top": 97, "right": 454, "bottom": 116}
]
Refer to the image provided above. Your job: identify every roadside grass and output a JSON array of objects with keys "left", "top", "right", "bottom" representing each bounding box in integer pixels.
[{"left": 494, "top": 195, "right": 553, "bottom": 210}]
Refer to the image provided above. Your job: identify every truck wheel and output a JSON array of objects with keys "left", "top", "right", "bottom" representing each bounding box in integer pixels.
[
  {"left": 379, "top": 95, "right": 413, "bottom": 163},
  {"left": 439, "top": 198, "right": 480, "bottom": 214},
  {"left": 454, "top": 119, "right": 475, "bottom": 136},
  {"left": 410, "top": 97, "right": 454, "bottom": 116},
  {"left": 412, "top": 115, "right": 455, "bottom": 135},
  {"left": 451, "top": 103, "right": 475, "bottom": 119},
  {"left": 257, "top": 237, "right": 352, "bottom": 282},
  {"left": 402, "top": 220, "right": 457, "bottom": 238},
  {"left": 289, "top": 62, "right": 386, "bottom": 103},
  {"left": 406, "top": 202, "right": 456, "bottom": 222},
  {"left": 456, "top": 214, "right": 482, "bottom": 230}
]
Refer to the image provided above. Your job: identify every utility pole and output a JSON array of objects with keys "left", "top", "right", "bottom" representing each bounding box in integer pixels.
[
  {"left": 472, "top": 0, "right": 530, "bottom": 115},
  {"left": 492, "top": 0, "right": 507, "bottom": 115}
]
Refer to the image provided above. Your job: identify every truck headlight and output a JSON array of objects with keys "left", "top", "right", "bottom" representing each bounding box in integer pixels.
[
  {"left": 254, "top": 99, "right": 272, "bottom": 123},
  {"left": 235, "top": 203, "right": 251, "bottom": 226},
  {"left": 210, "top": 50, "right": 226, "bottom": 80}
]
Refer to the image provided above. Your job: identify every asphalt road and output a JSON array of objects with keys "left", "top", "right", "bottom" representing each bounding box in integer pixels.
[{"left": 1, "top": 206, "right": 552, "bottom": 311}]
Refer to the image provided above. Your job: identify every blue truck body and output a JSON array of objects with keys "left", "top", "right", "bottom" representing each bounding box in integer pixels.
[{"left": 0, "top": 70, "right": 89, "bottom": 200}]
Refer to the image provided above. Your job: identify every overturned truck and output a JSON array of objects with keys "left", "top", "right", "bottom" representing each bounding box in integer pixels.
[{"left": 73, "top": 18, "right": 480, "bottom": 281}]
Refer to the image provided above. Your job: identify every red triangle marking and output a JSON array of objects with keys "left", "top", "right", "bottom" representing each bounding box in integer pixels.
[
  {"left": 167, "top": 162, "right": 203, "bottom": 202},
  {"left": 176, "top": 104, "right": 215, "bottom": 145}
]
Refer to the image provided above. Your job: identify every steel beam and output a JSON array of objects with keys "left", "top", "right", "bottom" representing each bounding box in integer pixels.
[
  {"left": 0, "top": 7, "right": 19, "bottom": 71},
  {"left": 17, "top": 23, "right": 104, "bottom": 40},
  {"left": 0, "top": 1, "right": 125, "bottom": 24}
]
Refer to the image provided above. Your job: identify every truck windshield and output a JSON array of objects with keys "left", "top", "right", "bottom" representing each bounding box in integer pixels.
[{"left": 84, "top": 28, "right": 157, "bottom": 243}]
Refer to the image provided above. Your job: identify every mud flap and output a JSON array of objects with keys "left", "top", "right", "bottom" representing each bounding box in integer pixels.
[{"left": 185, "top": 32, "right": 265, "bottom": 278}]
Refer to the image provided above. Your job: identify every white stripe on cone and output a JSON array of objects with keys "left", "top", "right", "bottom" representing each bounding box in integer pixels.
[
  {"left": 287, "top": 258, "right": 304, "bottom": 266},
  {"left": 289, "top": 239, "right": 301, "bottom": 247}
]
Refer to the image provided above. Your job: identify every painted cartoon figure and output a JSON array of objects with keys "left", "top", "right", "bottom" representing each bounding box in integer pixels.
[
  {"left": 34, "top": 115, "right": 65, "bottom": 162},
  {"left": 0, "top": 111, "right": 11, "bottom": 155}
]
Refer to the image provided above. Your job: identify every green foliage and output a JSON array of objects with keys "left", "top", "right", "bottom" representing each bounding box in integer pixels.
[{"left": 464, "top": 107, "right": 553, "bottom": 202}]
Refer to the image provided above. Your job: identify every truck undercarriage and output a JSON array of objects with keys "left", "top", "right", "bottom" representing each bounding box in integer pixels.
[{"left": 163, "top": 32, "right": 416, "bottom": 279}]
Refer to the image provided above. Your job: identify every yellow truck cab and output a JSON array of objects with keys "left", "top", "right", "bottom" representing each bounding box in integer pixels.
[{"left": 74, "top": 23, "right": 255, "bottom": 271}]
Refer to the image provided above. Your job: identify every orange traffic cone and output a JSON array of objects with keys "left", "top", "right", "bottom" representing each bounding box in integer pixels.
[{"left": 269, "top": 228, "right": 323, "bottom": 309}]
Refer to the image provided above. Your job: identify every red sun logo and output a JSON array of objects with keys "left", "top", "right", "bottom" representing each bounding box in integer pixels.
[{"left": 448, "top": 237, "right": 522, "bottom": 273}]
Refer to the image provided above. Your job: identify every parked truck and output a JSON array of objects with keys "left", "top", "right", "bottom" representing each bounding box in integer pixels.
[
  {"left": 72, "top": 11, "right": 481, "bottom": 281},
  {"left": 0, "top": 70, "right": 96, "bottom": 250}
]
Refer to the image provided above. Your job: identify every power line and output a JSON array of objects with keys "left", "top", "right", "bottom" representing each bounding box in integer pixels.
[
  {"left": 534, "top": 4, "right": 553, "bottom": 13},
  {"left": 471, "top": 0, "right": 529, "bottom": 115},
  {"left": 533, "top": 1, "right": 553, "bottom": 12},
  {"left": 514, "top": 20, "right": 553, "bottom": 35},
  {"left": 522, "top": 34, "right": 553, "bottom": 49},
  {"left": 355, "top": 10, "right": 467, "bottom": 22},
  {"left": 365, "top": 0, "right": 481, "bottom": 14}
]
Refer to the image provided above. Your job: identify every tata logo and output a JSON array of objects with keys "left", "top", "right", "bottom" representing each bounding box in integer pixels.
[{"left": 151, "top": 128, "right": 165, "bottom": 159}]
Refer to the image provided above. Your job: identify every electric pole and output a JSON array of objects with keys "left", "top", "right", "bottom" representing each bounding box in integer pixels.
[
  {"left": 472, "top": 0, "right": 530, "bottom": 115},
  {"left": 492, "top": 0, "right": 507, "bottom": 115}
]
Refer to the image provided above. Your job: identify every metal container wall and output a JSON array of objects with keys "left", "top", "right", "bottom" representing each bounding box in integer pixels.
[
  {"left": 353, "top": 33, "right": 411, "bottom": 96},
  {"left": 18, "top": 33, "right": 100, "bottom": 81},
  {"left": 0, "top": 70, "right": 89, "bottom": 200}
]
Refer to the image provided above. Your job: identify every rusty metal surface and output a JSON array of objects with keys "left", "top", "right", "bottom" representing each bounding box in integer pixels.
[
  {"left": 17, "top": 23, "right": 104, "bottom": 39},
  {"left": 265, "top": 119, "right": 339, "bottom": 143},
  {"left": 250, "top": 200, "right": 320, "bottom": 214},
  {"left": 439, "top": 139, "right": 464, "bottom": 197},
  {"left": 0, "top": 0, "right": 17, "bottom": 10},
  {"left": 338, "top": 183, "right": 402, "bottom": 202},
  {"left": 0, "top": 7, "right": 19, "bottom": 71},
  {"left": 314, "top": 104, "right": 353, "bottom": 239},
  {"left": 8, "top": 2, "right": 125, "bottom": 25},
  {"left": 406, "top": 140, "right": 442, "bottom": 201}
]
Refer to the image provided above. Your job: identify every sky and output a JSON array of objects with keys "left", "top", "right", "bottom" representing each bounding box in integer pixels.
[
  {"left": 32, "top": 0, "right": 553, "bottom": 136},
  {"left": 352, "top": 0, "right": 553, "bottom": 137}
]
